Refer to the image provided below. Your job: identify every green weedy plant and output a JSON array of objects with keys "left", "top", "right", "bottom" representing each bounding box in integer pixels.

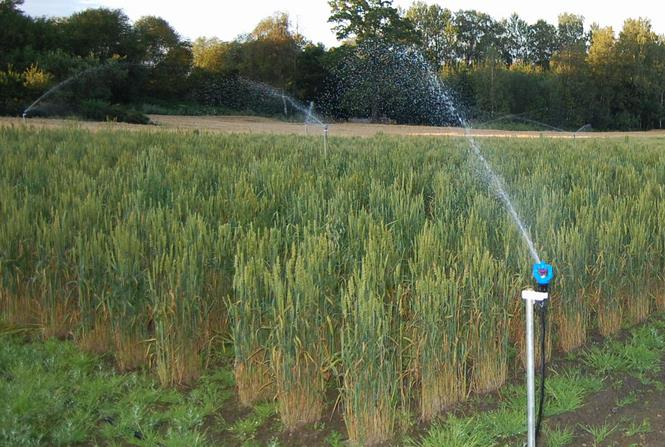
[
  {"left": 269, "top": 230, "right": 335, "bottom": 430},
  {"left": 75, "top": 230, "right": 112, "bottom": 354},
  {"left": 199, "top": 223, "right": 235, "bottom": 359},
  {"left": 624, "top": 184, "right": 658, "bottom": 324},
  {"left": 596, "top": 204, "right": 626, "bottom": 336},
  {"left": 0, "top": 193, "right": 37, "bottom": 327},
  {"left": 552, "top": 224, "right": 591, "bottom": 352},
  {"left": 230, "top": 226, "right": 283, "bottom": 406},
  {"left": 459, "top": 207, "right": 510, "bottom": 393},
  {"left": 658, "top": 185, "right": 665, "bottom": 311},
  {"left": 409, "top": 221, "right": 466, "bottom": 421},
  {"left": 413, "top": 269, "right": 466, "bottom": 420},
  {"left": 107, "top": 210, "right": 150, "bottom": 371},
  {"left": 149, "top": 214, "right": 208, "bottom": 386},
  {"left": 341, "top": 223, "right": 400, "bottom": 446},
  {"left": 35, "top": 209, "right": 78, "bottom": 339}
]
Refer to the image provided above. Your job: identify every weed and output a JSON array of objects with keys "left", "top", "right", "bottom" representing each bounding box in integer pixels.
[
  {"left": 545, "top": 425, "right": 574, "bottom": 447},
  {"left": 623, "top": 418, "right": 651, "bottom": 437},
  {"left": 579, "top": 422, "right": 617, "bottom": 446}
]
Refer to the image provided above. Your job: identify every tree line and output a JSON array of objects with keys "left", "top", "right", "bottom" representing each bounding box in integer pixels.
[{"left": 1, "top": 0, "right": 664, "bottom": 130}]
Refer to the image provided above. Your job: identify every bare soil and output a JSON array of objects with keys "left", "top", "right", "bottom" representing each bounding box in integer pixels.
[{"left": 3, "top": 114, "right": 665, "bottom": 139}]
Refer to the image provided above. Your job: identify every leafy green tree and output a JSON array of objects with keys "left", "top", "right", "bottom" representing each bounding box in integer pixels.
[
  {"left": 453, "top": 10, "right": 502, "bottom": 65},
  {"left": 132, "top": 16, "right": 193, "bottom": 100},
  {"left": 557, "top": 13, "right": 587, "bottom": 52},
  {"left": 503, "top": 13, "right": 530, "bottom": 64},
  {"left": 292, "top": 44, "right": 328, "bottom": 102},
  {"left": 63, "top": 8, "right": 133, "bottom": 60},
  {"left": 0, "top": 0, "right": 31, "bottom": 66},
  {"left": 406, "top": 1, "right": 456, "bottom": 67},
  {"left": 614, "top": 19, "right": 661, "bottom": 129},
  {"left": 528, "top": 20, "right": 557, "bottom": 68},
  {"left": 586, "top": 26, "right": 616, "bottom": 128},
  {"left": 192, "top": 37, "right": 233, "bottom": 73},
  {"left": 328, "top": 0, "right": 417, "bottom": 44},
  {"left": 134, "top": 16, "right": 182, "bottom": 65},
  {"left": 237, "top": 13, "right": 301, "bottom": 90}
]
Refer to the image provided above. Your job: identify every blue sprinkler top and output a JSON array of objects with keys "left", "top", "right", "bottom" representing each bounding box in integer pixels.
[{"left": 532, "top": 261, "right": 554, "bottom": 286}]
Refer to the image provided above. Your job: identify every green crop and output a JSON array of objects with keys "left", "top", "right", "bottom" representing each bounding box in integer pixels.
[{"left": 0, "top": 126, "right": 663, "bottom": 445}]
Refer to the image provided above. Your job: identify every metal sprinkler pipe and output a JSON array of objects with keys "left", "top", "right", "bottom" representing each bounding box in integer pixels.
[
  {"left": 522, "top": 261, "right": 554, "bottom": 447},
  {"left": 22, "top": 111, "right": 27, "bottom": 123},
  {"left": 323, "top": 125, "right": 328, "bottom": 158}
]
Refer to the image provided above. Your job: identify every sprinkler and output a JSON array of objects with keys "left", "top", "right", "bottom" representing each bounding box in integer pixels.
[
  {"left": 22, "top": 111, "right": 27, "bottom": 123},
  {"left": 323, "top": 125, "right": 329, "bottom": 158},
  {"left": 522, "top": 261, "right": 554, "bottom": 447}
]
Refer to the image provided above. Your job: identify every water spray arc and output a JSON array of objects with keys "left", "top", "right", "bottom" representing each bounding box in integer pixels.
[
  {"left": 22, "top": 63, "right": 132, "bottom": 119},
  {"left": 238, "top": 78, "right": 330, "bottom": 157},
  {"left": 421, "top": 52, "right": 557, "bottom": 444}
]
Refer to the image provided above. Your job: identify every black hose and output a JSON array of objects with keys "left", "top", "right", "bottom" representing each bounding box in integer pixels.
[{"left": 535, "top": 301, "right": 547, "bottom": 443}]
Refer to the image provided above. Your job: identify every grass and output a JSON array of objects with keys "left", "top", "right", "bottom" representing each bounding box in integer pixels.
[
  {"left": 227, "top": 402, "right": 278, "bottom": 443},
  {"left": 623, "top": 418, "right": 651, "bottom": 437},
  {"left": 544, "top": 426, "right": 574, "bottom": 447},
  {"left": 407, "top": 370, "right": 602, "bottom": 446},
  {"left": 616, "top": 391, "right": 638, "bottom": 408},
  {"left": 579, "top": 422, "right": 617, "bottom": 446},
  {"left": 3, "top": 313, "right": 665, "bottom": 446},
  {"left": 0, "top": 331, "right": 234, "bottom": 446},
  {"left": 410, "top": 315, "right": 665, "bottom": 447},
  {"left": 582, "top": 324, "right": 665, "bottom": 379}
]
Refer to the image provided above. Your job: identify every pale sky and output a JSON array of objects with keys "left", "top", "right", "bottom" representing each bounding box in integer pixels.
[{"left": 21, "top": 0, "right": 665, "bottom": 48}]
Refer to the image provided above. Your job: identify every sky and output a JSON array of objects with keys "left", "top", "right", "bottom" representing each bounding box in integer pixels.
[{"left": 21, "top": 0, "right": 665, "bottom": 48}]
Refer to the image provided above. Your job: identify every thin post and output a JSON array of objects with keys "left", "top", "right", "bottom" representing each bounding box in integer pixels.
[
  {"left": 525, "top": 296, "right": 536, "bottom": 447},
  {"left": 521, "top": 288, "right": 548, "bottom": 447},
  {"left": 323, "top": 125, "right": 328, "bottom": 158}
]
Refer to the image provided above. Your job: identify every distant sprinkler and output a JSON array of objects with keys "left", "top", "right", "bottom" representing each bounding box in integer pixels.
[
  {"left": 323, "top": 125, "right": 329, "bottom": 158},
  {"left": 22, "top": 111, "right": 27, "bottom": 122}
]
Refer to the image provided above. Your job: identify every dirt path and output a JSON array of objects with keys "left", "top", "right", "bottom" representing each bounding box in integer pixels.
[{"left": 3, "top": 115, "right": 665, "bottom": 139}]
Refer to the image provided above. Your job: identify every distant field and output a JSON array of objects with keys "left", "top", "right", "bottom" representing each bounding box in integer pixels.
[{"left": 2, "top": 114, "right": 665, "bottom": 138}]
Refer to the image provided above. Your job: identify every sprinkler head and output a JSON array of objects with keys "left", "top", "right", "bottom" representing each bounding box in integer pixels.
[{"left": 532, "top": 261, "right": 554, "bottom": 292}]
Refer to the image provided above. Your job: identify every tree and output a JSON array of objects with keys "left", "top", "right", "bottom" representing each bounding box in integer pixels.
[
  {"left": 63, "top": 8, "right": 133, "bottom": 60},
  {"left": 0, "top": 0, "right": 31, "bottom": 67},
  {"left": 614, "top": 19, "right": 661, "bottom": 129},
  {"left": 237, "top": 13, "right": 301, "bottom": 90},
  {"left": 134, "top": 16, "right": 182, "bottom": 66},
  {"left": 503, "top": 13, "right": 530, "bottom": 64},
  {"left": 406, "top": 1, "right": 456, "bottom": 67},
  {"left": 452, "top": 10, "right": 502, "bottom": 66},
  {"left": 291, "top": 44, "right": 328, "bottom": 102},
  {"left": 192, "top": 37, "right": 233, "bottom": 73},
  {"left": 328, "top": 0, "right": 417, "bottom": 44},
  {"left": 586, "top": 26, "right": 616, "bottom": 128},
  {"left": 132, "top": 16, "right": 192, "bottom": 100},
  {"left": 557, "top": 13, "right": 587, "bottom": 52},
  {"left": 528, "top": 20, "right": 557, "bottom": 68},
  {"left": 325, "top": 41, "right": 454, "bottom": 124}
]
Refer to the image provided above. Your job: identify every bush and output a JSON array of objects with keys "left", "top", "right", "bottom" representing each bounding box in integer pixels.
[{"left": 79, "top": 99, "right": 150, "bottom": 124}]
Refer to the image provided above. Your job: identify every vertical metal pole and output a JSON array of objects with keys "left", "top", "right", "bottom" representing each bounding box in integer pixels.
[
  {"left": 323, "top": 126, "right": 328, "bottom": 158},
  {"left": 525, "top": 297, "right": 536, "bottom": 447},
  {"left": 22, "top": 112, "right": 27, "bottom": 123}
]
